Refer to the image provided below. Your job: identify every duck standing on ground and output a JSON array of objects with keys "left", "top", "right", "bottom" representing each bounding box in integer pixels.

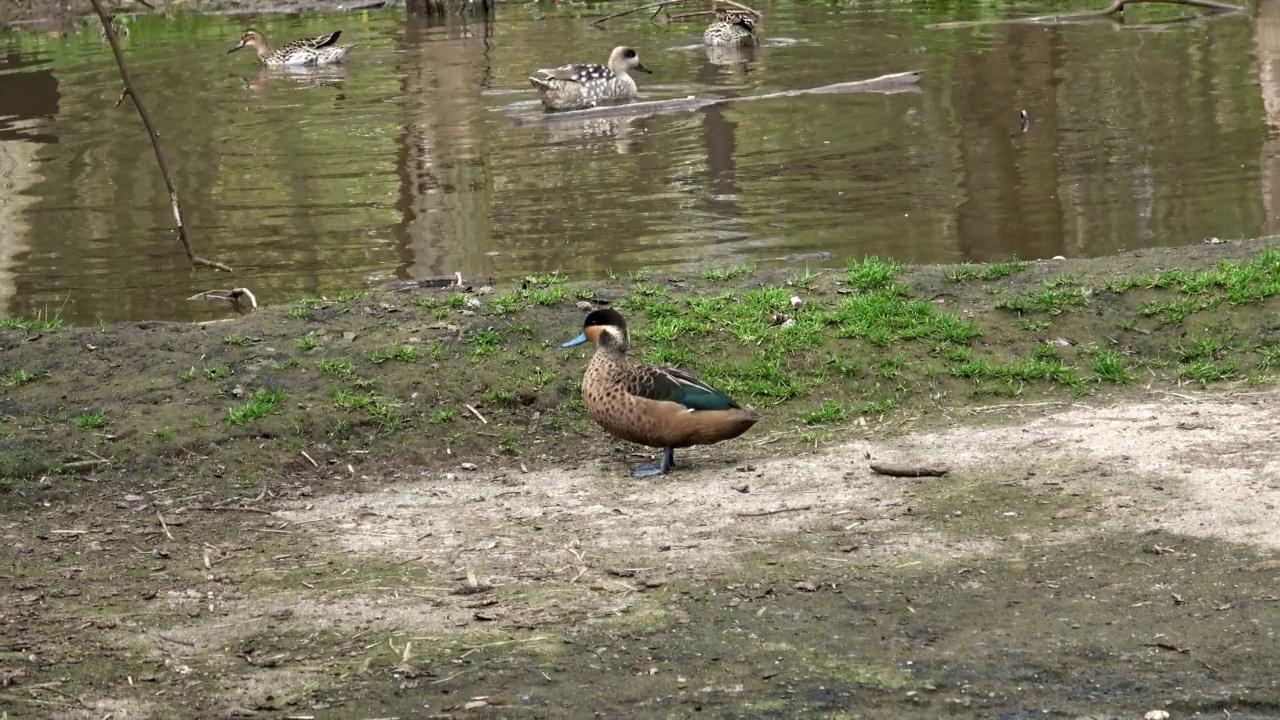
[
  {"left": 228, "top": 29, "right": 356, "bottom": 67},
  {"left": 563, "top": 308, "right": 762, "bottom": 477},
  {"left": 703, "top": 10, "right": 759, "bottom": 48},
  {"left": 529, "top": 46, "right": 651, "bottom": 112}
]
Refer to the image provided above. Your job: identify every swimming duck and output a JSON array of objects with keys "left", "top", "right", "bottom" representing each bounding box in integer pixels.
[
  {"left": 703, "top": 10, "right": 758, "bottom": 48},
  {"left": 529, "top": 46, "right": 651, "bottom": 113},
  {"left": 563, "top": 308, "right": 762, "bottom": 477},
  {"left": 228, "top": 29, "right": 357, "bottom": 67}
]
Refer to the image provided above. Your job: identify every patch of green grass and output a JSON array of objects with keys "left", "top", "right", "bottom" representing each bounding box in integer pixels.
[
  {"left": 1258, "top": 344, "right": 1280, "bottom": 371},
  {"left": 951, "top": 356, "right": 1081, "bottom": 387},
  {"left": 273, "top": 358, "right": 301, "bottom": 370},
  {"left": 1173, "top": 336, "right": 1226, "bottom": 363},
  {"left": 0, "top": 308, "right": 64, "bottom": 331},
  {"left": 845, "top": 256, "right": 903, "bottom": 290},
  {"left": 469, "top": 329, "right": 505, "bottom": 358},
  {"left": 204, "top": 364, "right": 231, "bottom": 381},
  {"left": 858, "top": 395, "right": 900, "bottom": 416},
  {"left": 287, "top": 306, "right": 311, "bottom": 319},
  {"left": 1, "top": 369, "right": 46, "bottom": 388},
  {"left": 1138, "top": 297, "right": 1200, "bottom": 325},
  {"left": 72, "top": 411, "right": 109, "bottom": 430},
  {"left": 944, "top": 259, "right": 1032, "bottom": 282},
  {"left": 226, "top": 389, "right": 285, "bottom": 426},
  {"left": 331, "top": 387, "right": 372, "bottom": 410},
  {"left": 803, "top": 401, "right": 848, "bottom": 425},
  {"left": 1088, "top": 349, "right": 1132, "bottom": 384},
  {"left": 318, "top": 358, "right": 356, "bottom": 377},
  {"left": 179, "top": 367, "right": 197, "bottom": 382},
  {"left": 297, "top": 335, "right": 320, "bottom": 351},
  {"left": 223, "top": 333, "right": 254, "bottom": 347},
  {"left": 788, "top": 268, "right": 820, "bottom": 291},
  {"left": 483, "top": 388, "right": 516, "bottom": 406},
  {"left": 995, "top": 288, "right": 1089, "bottom": 315},
  {"left": 1042, "top": 273, "right": 1080, "bottom": 290},
  {"left": 876, "top": 355, "right": 906, "bottom": 379},
  {"left": 525, "top": 272, "right": 568, "bottom": 285},
  {"left": 335, "top": 290, "right": 366, "bottom": 303},
  {"left": 1017, "top": 318, "right": 1052, "bottom": 332},
  {"left": 444, "top": 293, "right": 469, "bottom": 309},
  {"left": 827, "top": 356, "right": 860, "bottom": 378},
  {"left": 428, "top": 409, "right": 459, "bottom": 424},
  {"left": 830, "top": 290, "right": 980, "bottom": 347},
  {"left": 153, "top": 428, "right": 175, "bottom": 441},
  {"left": 699, "top": 265, "right": 755, "bottom": 281},
  {"left": 632, "top": 281, "right": 667, "bottom": 297},
  {"left": 367, "top": 402, "right": 401, "bottom": 431},
  {"left": 369, "top": 345, "right": 418, "bottom": 364},
  {"left": 1180, "top": 359, "right": 1238, "bottom": 383}
]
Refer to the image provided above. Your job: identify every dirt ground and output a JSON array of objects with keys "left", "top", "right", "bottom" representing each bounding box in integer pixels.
[{"left": 1, "top": 243, "right": 1278, "bottom": 718}]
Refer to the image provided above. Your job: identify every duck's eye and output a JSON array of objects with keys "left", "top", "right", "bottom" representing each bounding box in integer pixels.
[{"left": 623, "top": 48, "right": 636, "bottom": 58}]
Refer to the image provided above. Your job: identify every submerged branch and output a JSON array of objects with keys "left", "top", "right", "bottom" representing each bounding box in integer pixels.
[
  {"left": 87, "top": 0, "right": 232, "bottom": 273},
  {"left": 928, "top": 0, "right": 1243, "bottom": 30},
  {"left": 513, "top": 71, "right": 923, "bottom": 126},
  {"left": 594, "top": 0, "right": 760, "bottom": 28}
]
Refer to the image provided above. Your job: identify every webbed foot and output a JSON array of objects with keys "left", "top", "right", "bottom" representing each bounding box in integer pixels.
[{"left": 630, "top": 447, "right": 675, "bottom": 478}]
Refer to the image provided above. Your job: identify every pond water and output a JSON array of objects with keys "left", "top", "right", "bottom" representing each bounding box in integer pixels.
[{"left": 0, "top": 0, "right": 1273, "bottom": 324}]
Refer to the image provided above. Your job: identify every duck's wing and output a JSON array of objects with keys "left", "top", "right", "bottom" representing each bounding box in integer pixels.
[
  {"left": 629, "top": 366, "right": 742, "bottom": 411},
  {"left": 535, "top": 62, "right": 613, "bottom": 84},
  {"left": 291, "top": 31, "right": 341, "bottom": 50}
]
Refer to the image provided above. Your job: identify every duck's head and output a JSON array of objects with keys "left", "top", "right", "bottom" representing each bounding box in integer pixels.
[
  {"left": 563, "top": 308, "right": 629, "bottom": 351},
  {"left": 717, "top": 10, "right": 756, "bottom": 31},
  {"left": 229, "top": 29, "right": 268, "bottom": 55},
  {"left": 608, "top": 46, "right": 651, "bottom": 75}
]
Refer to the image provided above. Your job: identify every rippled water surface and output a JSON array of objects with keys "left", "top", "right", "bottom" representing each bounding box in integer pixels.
[{"left": 0, "top": 1, "right": 1274, "bottom": 323}]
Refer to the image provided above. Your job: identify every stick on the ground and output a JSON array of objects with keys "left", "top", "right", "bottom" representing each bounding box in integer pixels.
[
  {"left": 737, "top": 505, "right": 813, "bottom": 517},
  {"left": 87, "top": 0, "right": 232, "bottom": 273},
  {"left": 869, "top": 463, "right": 950, "bottom": 478}
]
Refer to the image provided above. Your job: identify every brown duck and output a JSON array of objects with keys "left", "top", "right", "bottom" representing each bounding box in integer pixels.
[{"left": 563, "top": 308, "right": 762, "bottom": 477}]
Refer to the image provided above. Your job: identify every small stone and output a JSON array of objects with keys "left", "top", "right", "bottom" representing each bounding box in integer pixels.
[
  {"left": 1143, "top": 711, "right": 1170, "bottom": 720},
  {"left": 464, "top": 297, "right": 482, "bottom": 309},
  {"left": 790, "top": 295, "right": 803, "bottom": 309},
  {"left": 576, "top": 301, "right": 593, "bottom": 312},
  {"left": 343, "top": 331, "right": 357, "bottom": 342},
  {"left": 460, "top": 463, "right": 478, "bottom": 471},
  {"left": 793, "top": 581, "right": 818, "bottom": 592}
]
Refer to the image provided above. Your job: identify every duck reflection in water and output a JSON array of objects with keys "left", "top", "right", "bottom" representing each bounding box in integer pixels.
[{"left": 539, "top": 115, "right": 652, "bottom": 155}]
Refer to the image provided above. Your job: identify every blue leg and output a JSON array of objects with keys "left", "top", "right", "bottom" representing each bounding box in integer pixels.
[{"left": 632, "top": 447, "right": 675, "bottom": 478}]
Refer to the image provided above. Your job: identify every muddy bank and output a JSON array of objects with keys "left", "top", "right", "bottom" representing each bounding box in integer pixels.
[
  {"left": 0, "top": 0, "right": 403, "bottom": 32},
  {"left": 1, "top": 242, "right": 1278, "bottom": 718}
]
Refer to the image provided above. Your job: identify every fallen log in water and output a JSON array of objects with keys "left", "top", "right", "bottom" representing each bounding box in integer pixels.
[{"left": 513, "top": 70, "right": 924, "bottom": 126}]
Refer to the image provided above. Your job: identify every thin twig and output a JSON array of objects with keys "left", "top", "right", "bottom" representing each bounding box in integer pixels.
[
  {"left": 464, "top": 404, "right": 489, "bottom": 424},
  {"left": 87, "top": 0, "right": 232, "bottom": 273},
  {"left": 187, "top": 505, "right": 274, "bottom": 515},
  {"left": 737, "top": 505, "right": 813, "bottom": 517},
  {"left": 300, "top": 450, "right": 318, "bottom": 467},
  {"left": 156, "top": 510, "right": 174, "bottom": 540},
  {"left": 592, "top": 0, "right": 689, "bottom": 27}
]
